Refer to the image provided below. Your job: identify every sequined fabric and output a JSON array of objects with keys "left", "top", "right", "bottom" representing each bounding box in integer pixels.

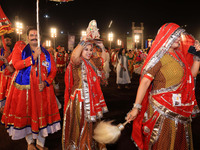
[
  {"left": 142, "top": 54, "right": 193, "bottom": 149},
  {"left": 62, "top": 97, "right": 100, "bottom": 150},
  {"left": 63, "top": 56, "right": 108, "bottom": 150},
  {"left": 146, "top": 53, "right": 184, "bottom": 91},
  {"left": 132, "top": 23, "right": 198, "bottom": 150},
  {"left": 70, "top": 57, "right": 103, "bottom": 95},
  {"left": 145, "top": 103, "right": 193, "bottom": 150}
]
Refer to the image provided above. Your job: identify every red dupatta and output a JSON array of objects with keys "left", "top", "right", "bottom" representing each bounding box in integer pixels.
[
  {"left": 64, "top": 57, "right": 108, "bottom": 122},
  {"left": 131, "top": 23, "right": 197, "bottom": 149}
]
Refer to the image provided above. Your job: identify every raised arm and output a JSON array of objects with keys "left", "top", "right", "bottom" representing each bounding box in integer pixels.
[
  {"left": 71, "top": 43, "right": 84, "bottom": 65},
  {"left": 71, "top": 37, "right": 87, "bottom": 65}
]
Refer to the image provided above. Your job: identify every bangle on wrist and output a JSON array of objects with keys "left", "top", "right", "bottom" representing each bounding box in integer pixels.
[
  {"left": 79, "top": 40, "right": 86, "bottom": 47},
  {"left": 132, "top": 103, "right": 142, "bottom": 111}
]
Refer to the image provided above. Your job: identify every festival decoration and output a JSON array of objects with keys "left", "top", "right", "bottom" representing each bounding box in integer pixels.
[
  {"left": 86, "top": 20, "right": 100, "bottom": 40},
  {"left": 0, "top": 5, "right": 14, "bottom": 36},
  {"left": 0, "top": 5, "right": 14, "bottom": 52}
]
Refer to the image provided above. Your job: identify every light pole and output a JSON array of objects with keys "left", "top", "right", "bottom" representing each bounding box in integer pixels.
[
  {"left": 108, "top": 32, "right": 113, "bottom": 50},
  {"left": 16, "top": 22, "right": 23, "bottom": 41},
  {"left": 51, "top": 28, "right": 57, "bottom": 50},
  {"left": 135, "top": 34, "right": 140, "bottom": 49},
  {"left": 46, "top": 40, "right": 51, "bottom": 47},
  {"left": 117, "top": 39, "right": 122, "bottom": 48}
]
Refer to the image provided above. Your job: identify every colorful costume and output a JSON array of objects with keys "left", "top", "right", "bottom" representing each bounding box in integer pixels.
[
  {"left": 63, "top": 57, "right": 108, "bottom": 150},
  {"left": 0, "top": 47, "right": 12, "bottom": 108},
  {"left": 55, "top": 50, "right": 68, "bottom": 73},
  {"left": 1, "top": 41, "right": 61, "bottom": 140},
  {"left": 0, "top": 5, "right": 14, "bottom": 36},
  {"left": 132, "top": 23, "right": 200, "bottom": 150},
  {"left": 135, "top": 50, "right": 142, "bottom": 65}
]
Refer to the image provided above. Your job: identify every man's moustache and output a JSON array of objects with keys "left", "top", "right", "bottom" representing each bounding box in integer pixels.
[
  {"left": 31, "top": 39, "right": 37, "bottom": 41},
  {"left": 6, "top": 44, "right": 11, "bottom": 47}
]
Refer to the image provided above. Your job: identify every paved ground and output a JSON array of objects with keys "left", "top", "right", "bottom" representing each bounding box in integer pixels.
[{"left": 0, "top": 67, "right": 200, "bottom": 150}]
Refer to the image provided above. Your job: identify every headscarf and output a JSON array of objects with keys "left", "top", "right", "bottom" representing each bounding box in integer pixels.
[
  {"left": 141, "top": 23, "right": 185, "bottom": 77},
  {"left": 132, "top": 23, "right": 197, "bottom": 150}
]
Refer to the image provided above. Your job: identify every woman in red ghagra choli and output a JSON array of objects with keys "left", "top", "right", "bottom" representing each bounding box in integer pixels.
[
  {"left": 62, "top": 37, "right": 108, "bottom": 150},
  {"left": 1, "top": 38, "right": 61, "bottom": 150},
  {"left": 126, "top": 23, "right": 200, "bottom": 150}
]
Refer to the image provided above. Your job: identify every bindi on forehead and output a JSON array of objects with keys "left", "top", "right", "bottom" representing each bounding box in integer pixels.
[
  {"left": 32, "top": 31, "right": 37, "bottom": 35},
  {"left": 29, "top": 30, "right": 37, "bottom": 36},
  {"left": 30, "top": 32, "right": 37, "bottom": 35}
]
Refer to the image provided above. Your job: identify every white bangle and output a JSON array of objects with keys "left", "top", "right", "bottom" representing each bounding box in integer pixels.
[{"left": 133, "top": 103, "right": 142, "bottom": 111}]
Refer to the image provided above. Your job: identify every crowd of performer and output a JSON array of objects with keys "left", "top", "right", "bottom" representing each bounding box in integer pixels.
[{"left": 0, "top": 21, "right": 200, "bottom": 150}]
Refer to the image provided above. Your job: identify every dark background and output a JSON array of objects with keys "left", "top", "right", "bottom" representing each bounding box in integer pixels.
[{"left": 1, "top": 0, "right": 200, "bottom": 42}]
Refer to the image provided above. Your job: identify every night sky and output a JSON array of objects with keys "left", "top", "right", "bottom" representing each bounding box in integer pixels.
[{"left": 1, "top": 0, "right": 200, "bottom": 41}]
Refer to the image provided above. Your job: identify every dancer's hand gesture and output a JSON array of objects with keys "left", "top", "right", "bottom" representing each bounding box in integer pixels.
[{"left": 125, "top": 108, "right": 139, "bottom": 123}]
